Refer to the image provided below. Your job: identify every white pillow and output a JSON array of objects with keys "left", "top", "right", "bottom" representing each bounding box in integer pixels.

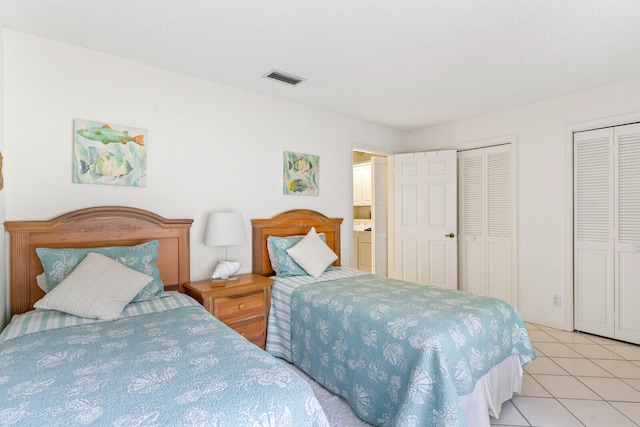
[
  {"left": 34, "top": 252, "right": 152, "bottom": 320},
  {"left": 286, "top": 227, "right": 338, "bottom": 278}
]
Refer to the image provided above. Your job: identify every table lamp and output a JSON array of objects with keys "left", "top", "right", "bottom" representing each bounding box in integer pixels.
[{"left": 205, "top": 212, "right": 246, "bottom": 280}]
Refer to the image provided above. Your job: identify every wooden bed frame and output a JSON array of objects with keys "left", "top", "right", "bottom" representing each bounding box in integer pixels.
[
  {"left": 251, "top": 209, "right": 343, "bottom": 276},
  {"left": 4, "top": 206, "right": 193, "bottom": 316}
]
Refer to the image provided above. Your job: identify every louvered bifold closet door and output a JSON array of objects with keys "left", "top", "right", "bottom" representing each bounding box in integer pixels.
[
  {"left": 573, "top": 128, "right": 614, "bottom": 338},
  {"left": 458, "top": 150, "right": 486, "bottom": 296},
  {"left": 485, "top": 145, "right": 511, "bottom": 302},
  {"left": 614, "top": 123, "right": 640, "bottom": 344},
  {"left": 457, "top": 144, "right": 512, "bottom": 302}
]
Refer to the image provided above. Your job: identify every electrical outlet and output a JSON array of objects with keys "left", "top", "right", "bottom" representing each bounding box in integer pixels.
[{"left": 553, "top": 294, "right": 561, "bottom": 307}]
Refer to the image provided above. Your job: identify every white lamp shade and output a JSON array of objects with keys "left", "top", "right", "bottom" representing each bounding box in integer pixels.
[{"left": 205, "top": 212, "right": 246, "bottom": 247}]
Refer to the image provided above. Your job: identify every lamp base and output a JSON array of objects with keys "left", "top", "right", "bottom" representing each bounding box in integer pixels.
[{"left": 211, "top": 260, "right": 242, "bottom": 280}]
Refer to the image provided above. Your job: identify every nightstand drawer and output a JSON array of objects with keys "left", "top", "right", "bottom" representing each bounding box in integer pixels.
[
  {"left": 230, "top": 318, "right": 265, "bottom": 343},
  {"left": 214, "top": 292, "right": 265, "bottom": 322}
]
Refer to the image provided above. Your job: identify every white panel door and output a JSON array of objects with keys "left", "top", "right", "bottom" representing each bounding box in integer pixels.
[
  {"left": 393, "top": 151, "right": 457, "bottom": 289},
  {"left": 574, "top": 128, "right": 614, "bottom": 338},
  {"left": 614, "top": 123, "right": 640, "bottom": 344}
]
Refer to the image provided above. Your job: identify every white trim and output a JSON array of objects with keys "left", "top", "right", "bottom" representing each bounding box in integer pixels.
[
  {"left": 510, "top": 138, "right": 518, "bottom": 309},
  {"left": 387, "top": 155, "right": 395, "bottom": 277},
  {"left": 562, "top": 112, "right": 640, "bottom": 332},
  {"left": 456, "top": 133, "right": 517, "bottom": 152}
]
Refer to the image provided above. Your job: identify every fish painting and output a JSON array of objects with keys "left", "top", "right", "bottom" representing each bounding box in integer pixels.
[
  {"left": 73, "top": 119, "right": 147, "bottom": 187},
  {"left": 288, "top": 178, "right": 312, "bottom": 193},
  {"left": 288, "top": 156, "right": 313, "bottom": 174},
  {"left": 77, "top": 124, "right": 145, "bottom": 146},
  {"left": 283, "top": 151, "right": 319, "bottom": 196},
  {"left": 81, "top": 147, "right": 133, "bottom": 180}
]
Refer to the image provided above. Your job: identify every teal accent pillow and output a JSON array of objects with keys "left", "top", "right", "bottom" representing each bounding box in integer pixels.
[
  {"left": 36, "top": 240, "right": 165, "bottom": 302},
  {"left": 267, "top": 233, "right": 331, "bottom": 277}
]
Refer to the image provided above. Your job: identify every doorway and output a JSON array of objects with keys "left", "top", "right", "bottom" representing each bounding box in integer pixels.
[
  {"left": 354, "top": 135, "right": 516, "bottom": 301},
  {"left": 387, "top": 135, "right": 517, "bottom": 304},
  {"left": 352, "top": 149, "right": 390, "bottom": 276}
]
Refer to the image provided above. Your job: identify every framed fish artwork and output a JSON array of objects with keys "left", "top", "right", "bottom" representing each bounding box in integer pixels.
[
  {"left": 283, "top": 151, "right": 319, "bottom": 196},
  {"left": 72, "top": 119, "right": 147, "bottom": 187}
]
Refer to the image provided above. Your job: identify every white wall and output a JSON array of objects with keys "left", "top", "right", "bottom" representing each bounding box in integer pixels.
[
  {"left": 9, "top": 29, "right": 640, "bottom": 331},
  {"left": 406, "top": 77, "right": 640, "bottom": 329},
  {"left": 2, "top": 29, "right": 404, "bottom": 324}
]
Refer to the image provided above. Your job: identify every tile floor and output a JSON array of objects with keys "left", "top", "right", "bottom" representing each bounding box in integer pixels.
[{"left": 491, "top": 323, "right": 640, "bottom": 426}]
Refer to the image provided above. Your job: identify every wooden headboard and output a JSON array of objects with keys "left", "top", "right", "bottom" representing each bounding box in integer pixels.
[
  {"left": 4, "top": 206, "right": 193, "bottom": 316},
  {"left": 251, "top": 209, "right": 343, "bottom": 276}
]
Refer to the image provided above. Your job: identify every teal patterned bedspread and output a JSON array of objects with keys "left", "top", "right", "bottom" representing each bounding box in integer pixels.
[
  {"left": 0, "top": 293, "right": 329, "bottom": 426},
  {"left": 290, "top": 274, "right": 535, "bottom": 427}
]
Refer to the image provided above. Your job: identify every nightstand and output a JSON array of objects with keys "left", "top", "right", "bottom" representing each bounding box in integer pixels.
[{"left": 183, "top": 273, "right": 274, "bottom": 349}]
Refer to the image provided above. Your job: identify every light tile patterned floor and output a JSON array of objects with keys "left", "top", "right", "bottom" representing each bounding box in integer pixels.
[{"left": 491, "top": 323, "right": 640, "bottom": 426}]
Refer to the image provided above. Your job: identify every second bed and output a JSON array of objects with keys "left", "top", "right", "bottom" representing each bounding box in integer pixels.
[{"left": 252, "top": 209, "right": 536, "bottom": 427}]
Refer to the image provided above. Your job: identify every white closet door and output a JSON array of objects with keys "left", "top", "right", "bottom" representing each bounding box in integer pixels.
[
  {"left": 614, "top": 123, "right": 640, "bottom": 343},
  {"left": 574, "top": 128, "right": 614, "bottom": 338},
  {"left": 458, "top": 150, "right": 486, "bottom": 296},
  {"left": 486, "top": 146, "right": 512, "bottom": 302},
  {"left": 458, "top": 144, "right": 512, "bottom": 303}
]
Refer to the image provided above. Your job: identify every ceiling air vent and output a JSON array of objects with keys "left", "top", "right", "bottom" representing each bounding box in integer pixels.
[{"left": 263, "top": 69, "right": 306, "bottom": 87}]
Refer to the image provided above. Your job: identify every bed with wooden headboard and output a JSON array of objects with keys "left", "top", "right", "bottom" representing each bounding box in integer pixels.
[
  {"left": 1, "top": 206, "right": 330, "bottom": 426},
  {"left": 251, "top": 209, "right": 343, "bottom": 276},
  {"left": 250, "top": 208, "right": 536, "bottom": 427},
  {"left": 4, "top": 206, "right": 193, "bottom": 316}
]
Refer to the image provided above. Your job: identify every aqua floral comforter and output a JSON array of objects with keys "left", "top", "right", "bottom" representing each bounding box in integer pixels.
[
  {"left": 0, "top": 293, "right": 329, "bottom": 426},
  {"left": 287, "top": 273, "right": 535, "bottom": 427}
]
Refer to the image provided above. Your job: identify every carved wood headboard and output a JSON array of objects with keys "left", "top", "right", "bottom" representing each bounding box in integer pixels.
[
  {"left": 4, "top": 206, "right": 193, "bottom": 316},
  {"left": 251, "top": 209, "right": 343, "bottom": 277}
]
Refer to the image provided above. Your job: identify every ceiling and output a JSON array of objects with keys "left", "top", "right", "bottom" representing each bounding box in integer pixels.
[{"left": 1, "top": 1, "right": 640, "bottom": 131}]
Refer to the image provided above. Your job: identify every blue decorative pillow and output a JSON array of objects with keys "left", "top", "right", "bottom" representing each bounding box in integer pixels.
[
  {"left": 36, "top": 240, "right": 165, "bottom": 302},
  {"left": 267, "top": 233, "right": 330, "bottom": 277}
]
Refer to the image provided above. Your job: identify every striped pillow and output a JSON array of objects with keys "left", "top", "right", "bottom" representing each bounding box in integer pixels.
[{"left": 33, "top": 252, "right": 152, "bottom": 320}]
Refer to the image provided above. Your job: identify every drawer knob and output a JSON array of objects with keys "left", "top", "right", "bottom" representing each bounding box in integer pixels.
[{"left": 238, "top": 303, "right": 245, "bottom": 310}]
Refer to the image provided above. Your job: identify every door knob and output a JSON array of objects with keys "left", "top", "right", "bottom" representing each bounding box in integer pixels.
[{"left": 445, "top": 233, "right": 455, "bottom": 238}]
